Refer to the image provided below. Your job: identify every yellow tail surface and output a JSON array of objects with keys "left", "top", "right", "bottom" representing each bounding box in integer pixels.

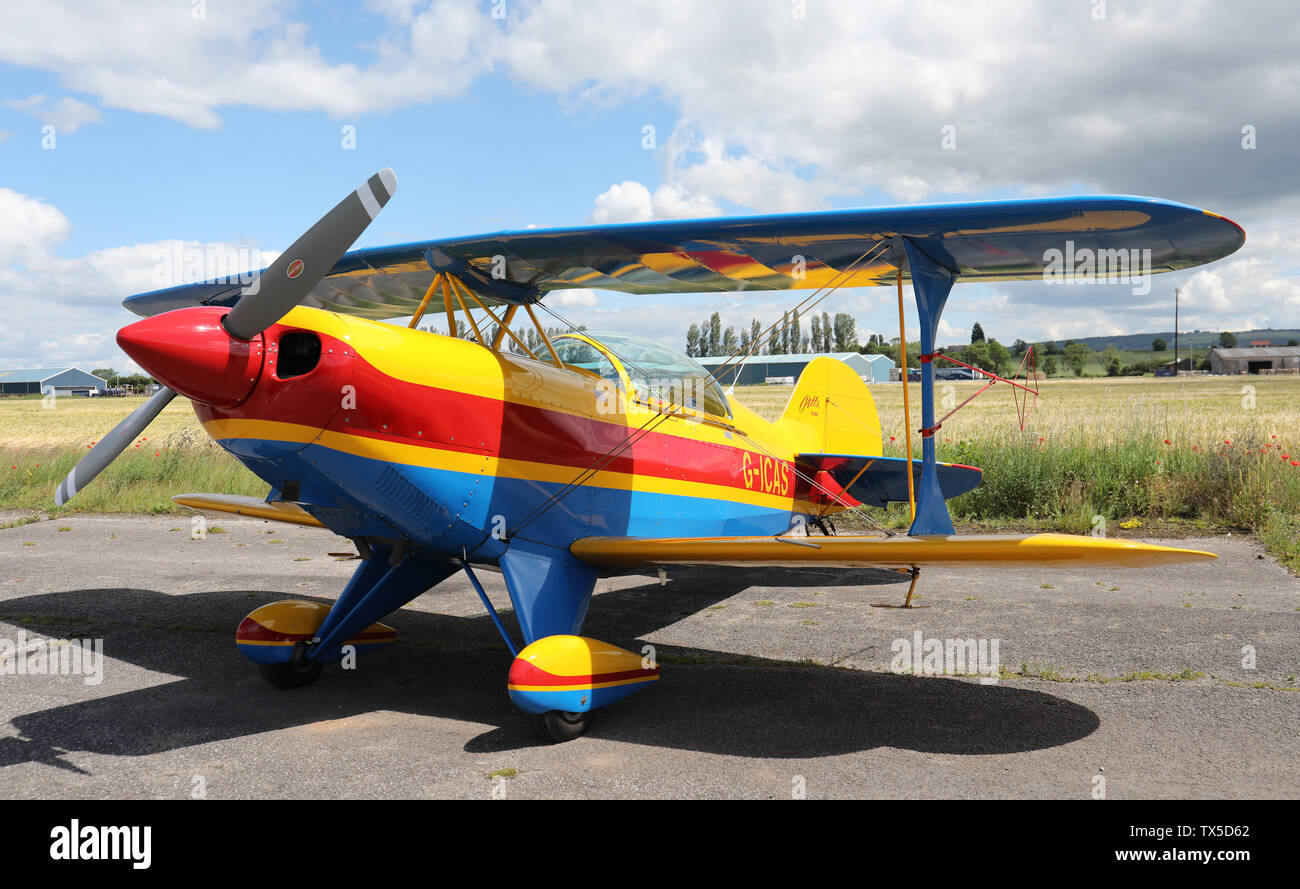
[{"left": 778, "top": 356, "right": 882, "bottom": 455}]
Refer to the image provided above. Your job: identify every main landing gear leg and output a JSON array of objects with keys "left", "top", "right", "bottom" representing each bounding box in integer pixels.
[
  {"left": 498, "top": 540, "right": 657, "bottom": 742},
  {"left": 871, "top": 565, "right": 928, "bottom": 609}
]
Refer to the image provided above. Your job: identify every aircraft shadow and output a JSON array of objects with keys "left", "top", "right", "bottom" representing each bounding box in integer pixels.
[{"left": 0, "top": 573, "right": 1099, "bottom": 768}]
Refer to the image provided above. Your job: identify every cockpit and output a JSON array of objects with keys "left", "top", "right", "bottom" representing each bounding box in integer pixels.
[{"left": 553, "top": 331, "right": 732, "bottom": 419}]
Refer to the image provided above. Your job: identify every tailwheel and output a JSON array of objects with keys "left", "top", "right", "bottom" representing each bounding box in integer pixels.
[
  {"left": 535, "top": 710, "right": 594, "bottom": 743},
  {"left": 258, "top": 656, "right": 323, "bottom": 689}
]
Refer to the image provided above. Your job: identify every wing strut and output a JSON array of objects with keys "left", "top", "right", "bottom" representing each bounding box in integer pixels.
[
  {"left": 895, "top": 268, "right": 916, "bottom": 523},
  {"left": 902, "top": 239, "right": 959, "bottom": 536}
]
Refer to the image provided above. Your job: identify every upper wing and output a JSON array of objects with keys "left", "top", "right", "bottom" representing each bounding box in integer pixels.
[
  {"left": 570, "top": 533, "right": 1217, "bottom": 569},
  {"left": 123, "top": 195, "right": 1244, "bottom": 320}
]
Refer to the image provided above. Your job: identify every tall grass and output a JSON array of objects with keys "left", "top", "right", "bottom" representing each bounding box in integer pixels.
[
  {"left": 932, "top": 425, "right": 1300, "bottom": 535},
  {"left": 1, "top": 430, "right": 265, "bottom": 514}
]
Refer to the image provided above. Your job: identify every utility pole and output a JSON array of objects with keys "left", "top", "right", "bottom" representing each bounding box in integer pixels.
[{"left": 1173, "top": 287, "right": 1180, "bottom": 377}]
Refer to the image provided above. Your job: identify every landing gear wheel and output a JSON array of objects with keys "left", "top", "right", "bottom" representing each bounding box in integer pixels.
[
  {"left": 535, "top": 710, "right": 594, "bottom": 743},
  {"left": 258, "top": 658, "right": 323, "bottom": 689}
]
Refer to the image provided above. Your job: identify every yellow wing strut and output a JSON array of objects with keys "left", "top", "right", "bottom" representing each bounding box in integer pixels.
[{"left": 897, "top": 268, "right": 916, "bottom": 523}]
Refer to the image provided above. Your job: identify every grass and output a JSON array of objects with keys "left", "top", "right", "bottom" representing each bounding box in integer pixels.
[
  {"left": 4, "top": 378, "right": 1300, "bottom": 570},
  {"left": 0, "top": 396, "right": 265, "bottom": 515}
]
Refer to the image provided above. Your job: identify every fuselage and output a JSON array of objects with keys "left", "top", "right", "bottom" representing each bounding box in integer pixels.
[{"left": 171, "top": 305, "right": 807, "bottom": 562}]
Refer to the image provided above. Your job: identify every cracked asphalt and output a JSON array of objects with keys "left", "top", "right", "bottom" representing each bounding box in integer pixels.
[{"left": 1, "top": 514, "right": 1296, "bottom": 799}]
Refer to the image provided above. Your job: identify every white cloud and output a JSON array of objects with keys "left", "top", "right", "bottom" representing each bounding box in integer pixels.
[
  {"left": 0, "top": 0, "right": 495, "bottom": 129},
  {"left": 549, "top": 288, "right": 599, "bottom": 308},
  {"left": 590, "top": 181, "right": 653, "bottom": 223},
  {"left": 3, "top": 95, "right": 103, "bottom": 133},
  {"left": 0, "top": 189, "right": 274, "bottom": 371},
  {"left": 590, "top": 180, "right": 720, "bottom": 223},
  {"left": 0, "top": 188, "right": 70, "bottom": 266}
]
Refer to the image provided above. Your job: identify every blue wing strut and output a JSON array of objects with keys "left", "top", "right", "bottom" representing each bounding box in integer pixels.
[{"left": 903, "top": 238, "right": 959, "bottom": 536}]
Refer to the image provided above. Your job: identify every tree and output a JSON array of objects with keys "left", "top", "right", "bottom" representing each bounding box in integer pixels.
[
  {"left": 832, "top": 313, "right": 858, "bottom": 352},
  {"left": 1101, "top": 343, "right": 1120, "bottom": 372},
  {"left": 1042, "top": 355, "right": 1058, "bottom": 376},
  {"left": 861, "top": 332, "right": 887, "bottom": 354},
  {"left": 1106, "top": 357, "right": 1122, "bottom": 376},
  {"left": 987, "top": 339, "right": 1011, "bottom": 376},
  {"left": 1012, "top": 338, "right": 1028, "bottom": 355},
  {"left": 810, "top": 315, "right": 822, "bottom": 354},
  {"left": 751, "top": 319, "right": 763, "bottom": 355},
  {"left": 1219, "top": 331, "right": 1237, "bottom": 348},
  {"left": 962, "top": 341, "right": 992, "bottom": 373},
  {"left": 1288, "top": 338, "right": 1299, "bottom": 347},
  {"left": 1152, "top": 338, "right": 1167, "bottom": 352},
  {"left": 820, "top": 311, "right": 832, "bottom": 352},
  {"left": 92, "top": 368, "right": 119, "bottom": 386},
  {"left": 686, "top": 324, "right": 701, "bottom": 357},
  {"left": 1063, "top": 342, "right": 1091, "bottom": 377},
  {"left": 971, "top": 322, "right": 986, "bottom": 344},
  {"left": 722, "top": 326, "right": 738, "bottom": 354},
  {"left": 739, "top": 327, "right": 751, "bottom": 352},
  {"left": 707, "top": 312, "right": 722, "bottom": 356},
  {"left": 1042, "top": 340, "right": 1060, "bottom": 355}
]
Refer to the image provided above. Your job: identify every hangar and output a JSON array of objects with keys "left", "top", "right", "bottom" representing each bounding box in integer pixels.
[
  {"left": 1208, "top": 346, "right": 1300, "bottom": 375},
  {"left": 698, "top": 351, "right": 895, "bottom": 385},
  {"left": 0, "top": 367, "right": 108, "bottom": 397}
]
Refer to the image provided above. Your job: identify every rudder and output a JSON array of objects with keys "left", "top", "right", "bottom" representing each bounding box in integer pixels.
[{"left": 778, "top": 356, "right": 882, "bottom": 456}]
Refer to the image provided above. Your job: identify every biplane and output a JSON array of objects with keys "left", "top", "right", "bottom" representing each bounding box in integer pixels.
[{"left": 55, "top": 169, "right": 1244, "bottom": 740}]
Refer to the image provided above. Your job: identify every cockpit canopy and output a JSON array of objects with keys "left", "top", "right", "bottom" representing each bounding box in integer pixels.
[{"left": 553, "top": 331, "right": 732, "bottom": 419}]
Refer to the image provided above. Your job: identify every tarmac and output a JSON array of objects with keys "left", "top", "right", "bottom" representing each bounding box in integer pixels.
[{"left": 1, "top": 514, "right": 1296, "bottom": 799}]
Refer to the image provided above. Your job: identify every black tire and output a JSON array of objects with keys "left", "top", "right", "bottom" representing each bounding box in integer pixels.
[
  {"left": 535, "top": 710, "right": 594, "bottom": 743},
  {"left": 259, "top": 658, "right": 323, "bottom": 689}
]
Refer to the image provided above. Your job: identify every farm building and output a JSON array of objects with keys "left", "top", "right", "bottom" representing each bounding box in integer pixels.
[
  {"left": 1208, "top": 346, "right": 1300, "bottom": 375},
  {"left": 0, "top": 367, "right": 108, "bottom": 396},
  {"left": 697, "top": 352, "right": 895, "bottom": 385}
]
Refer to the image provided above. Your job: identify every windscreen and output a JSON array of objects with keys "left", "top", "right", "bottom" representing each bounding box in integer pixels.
[{"left": 585, "top": 332, "right": 732, "bottom": 419}]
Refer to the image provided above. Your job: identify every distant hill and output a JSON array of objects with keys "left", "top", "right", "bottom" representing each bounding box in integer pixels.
[{"left": 943, "top": 328, "right": 1300, "bottom": 351}]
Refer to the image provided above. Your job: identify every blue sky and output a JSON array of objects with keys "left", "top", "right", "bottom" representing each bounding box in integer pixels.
[{"left": 1, "top": 1, "right": 1296, "bottom": 372}]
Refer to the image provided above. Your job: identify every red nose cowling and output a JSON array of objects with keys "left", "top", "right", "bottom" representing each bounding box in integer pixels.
[{"left": 117, "top": 307, "right": 264, "bottom": 407}]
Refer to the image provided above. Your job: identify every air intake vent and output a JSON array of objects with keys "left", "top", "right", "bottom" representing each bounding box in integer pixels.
[{"left": 376, "top": 465, "right": 439, "bottom": 528}]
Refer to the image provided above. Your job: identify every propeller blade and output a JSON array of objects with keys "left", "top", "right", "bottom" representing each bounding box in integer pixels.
[
  {"left": 54, "top": 386, "right": 177, "bottom": 506},
  {"left": 222, "top": 168, "right": 398, "bottom": 340}
]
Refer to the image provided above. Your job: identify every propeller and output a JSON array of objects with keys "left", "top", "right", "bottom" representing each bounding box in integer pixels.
[
  {"left": 53, "top": 168, "right": 398, "bottom": 506},
  {"left": 54, "top": 386, "right": 177, "bottom": 506}
]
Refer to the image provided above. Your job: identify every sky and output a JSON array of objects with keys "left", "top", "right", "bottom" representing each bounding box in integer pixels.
[{"left": 1, "top": 0, "right": 1297, "bottom": 373}]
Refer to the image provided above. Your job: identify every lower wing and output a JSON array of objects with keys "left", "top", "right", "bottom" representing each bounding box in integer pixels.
[
  {"left": 172, "top": 493, "right": 324, "bottom": 527},
  {"left": 570, "top": 533, "right": 1216, "bottom": 569}
]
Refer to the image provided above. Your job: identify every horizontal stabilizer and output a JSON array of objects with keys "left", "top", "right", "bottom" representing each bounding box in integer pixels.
[
  {"left": 799, "top": 454, "right": 981, "bottom": 507},
  {"left": 570, "top": 533, "right": 1216, "bottom": 569}
]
